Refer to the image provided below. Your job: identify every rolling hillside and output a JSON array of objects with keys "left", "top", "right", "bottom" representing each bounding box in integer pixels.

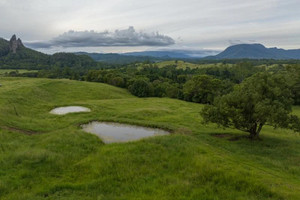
[{"left": 0, "top": 77, "right": 299, "bottom": 199}]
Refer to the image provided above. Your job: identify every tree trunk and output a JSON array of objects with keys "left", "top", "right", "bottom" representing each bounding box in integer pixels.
[
  {"left": 256, "top": 123, "right": 264, "bottom": 138},
  {"left": 249, "top": 123, "right": 257, "bottom": 139},
  {"left": 249, "top": 129, "right": 258, "bottom": 139},
  {"left": 249, "top": 123, "right": 264, "bottom": 139}
]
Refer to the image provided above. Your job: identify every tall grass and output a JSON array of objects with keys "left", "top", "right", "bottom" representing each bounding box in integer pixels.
[{"left": 0, "top": 77, "right": 299, "bottom": 199}]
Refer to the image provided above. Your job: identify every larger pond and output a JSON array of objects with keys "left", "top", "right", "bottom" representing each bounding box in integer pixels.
[
  {"left": 82, "top": 122, "right": 169, "bottom": 143},
  {"left": 50, "top": 106, "right": 91, "bottom": 115}
]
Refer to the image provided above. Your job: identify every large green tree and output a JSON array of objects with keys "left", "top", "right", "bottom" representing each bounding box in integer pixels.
[
  {"left": 183, "top": 75, "right": 222, "bottom": 104},
  {"left": 128, "top": 78, "right": 153, "bottom": 97},
  {"left": 285, "top": 65, "right": 300, "bottom": 105},
  {"left": 201, "top": 72, "right": 300, "bottom": 139}
]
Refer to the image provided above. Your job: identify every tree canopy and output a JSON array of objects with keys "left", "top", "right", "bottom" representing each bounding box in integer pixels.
[
  {"left": 183, "top": 75, "right": 222, "bottom": 104},
  {"left": 201, "top": 72, "right": 300, "bottom": 139},
  {"left": 128, "top": 78, "right": 153, "bottom": 97}
]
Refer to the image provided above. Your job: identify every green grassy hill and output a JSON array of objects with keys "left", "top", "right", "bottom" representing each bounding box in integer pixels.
[
  {"left": 154, "top": 60, "right": 233, "bottom": 69},
  {"left": 0, "top": 77, "right": 299, "bottom": 199}
]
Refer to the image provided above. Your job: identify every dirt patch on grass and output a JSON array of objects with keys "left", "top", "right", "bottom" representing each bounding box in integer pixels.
[
  {"left": 228, "top": 136, "right": 242, "bottom": 141},
  {"left": 211, "top": 133, "right": 233, "bottom": 138},
  {"left": 176, "top": 127, "right": 193, "bottom": 135},
  {"left": 211, "top": 133, "right": 246, "bottom": 141},
  {"left": 1, "top": 126, "right": 40, "bottom": 135}
]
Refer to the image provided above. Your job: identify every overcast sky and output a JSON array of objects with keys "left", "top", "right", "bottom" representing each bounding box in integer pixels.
[{"left": 1, "top": 0, "right": 300, "bottom": 53}]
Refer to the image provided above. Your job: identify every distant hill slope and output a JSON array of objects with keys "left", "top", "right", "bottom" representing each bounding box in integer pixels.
[
  {"left": 122, "top": 50, "right": 219, "bottom": 58},
  {"left": 212, "top": 44, "right": 300, "bottom": 59},
  {"left": 0, "top": 38, "right": 10, "bottom": 57},
  {"left": 76, "top": 49, "right": 220, "bottom": 64},
  {"left": 0, "top": 35, "right": 48, "bottom": 59},
  {"left": 75, "top": 52, "right": 164, "bottom": 64},
  {"left": 0, "top": 35, "right": 97, "bottom": 69}
]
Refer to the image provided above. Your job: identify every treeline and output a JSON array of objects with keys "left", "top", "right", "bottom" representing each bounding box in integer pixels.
[
  {"left": 85, "top": 62, "right": 299, "bottom": 105},
  {"left": 84, "top": 64, "right": 238, "bottom": 103},
  {"left": 7, "top": 62, "right": 300, "bottom": 105},
  {"left": 0, "top": 49, "right": 103, "bottom": 70}
]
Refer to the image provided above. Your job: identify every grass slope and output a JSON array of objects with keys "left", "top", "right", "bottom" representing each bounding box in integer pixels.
[
  {"left": 154, "top": 60, "right": 233, "bottom": 69},
  {"left": 0, "top": 77, "right": 299, "bottom": 200}
]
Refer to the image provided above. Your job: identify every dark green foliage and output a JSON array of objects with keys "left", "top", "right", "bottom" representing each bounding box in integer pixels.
[
  {"left": 201, "top": 72, "right": 299, "bottom": 138},
  {"left": 76, "top": 52, "right": 166, "bottom": 64},
  {"left": 183, "top": 75, "right": 223, "bottom": 104},
  {"left": 197, "top": 62, "right": 265, "bottom": 83},
  {"left": 50, "top": 53, "right": 97, "bottom": 68},
  {"left": 0, "top": 45, "right": 50, "bottom": 69},
  {"left": 0, "top": 38, "right": 10, "bottom": 56},
  {"left": 128, "top": 78, "right": 153, "bottom": 97},
  {"left": 285, "top": 65, "right": 300, "bottom": 105},
  {"left": 18, "top": 60, "right": 298, "bottom": 106}
]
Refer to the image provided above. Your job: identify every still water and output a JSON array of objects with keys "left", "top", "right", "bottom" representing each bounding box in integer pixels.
[
  {"left": 82, "top": 122, "right": 169, "bottom": 143},
  {"left": 50, "top": 106, "right": 91, "bottom": 115}
]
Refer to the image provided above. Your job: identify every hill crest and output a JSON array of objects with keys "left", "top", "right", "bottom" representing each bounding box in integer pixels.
[{"left": 213, "top": 43, "right": 300, "bottom": 59}]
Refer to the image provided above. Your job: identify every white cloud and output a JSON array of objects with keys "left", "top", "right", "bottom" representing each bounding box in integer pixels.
[
  {"left": 26, "top": 27, "right": 175, "bottom": 48},
  {"left": 1, "top": 0, "right": 300, "bottom": 52}
]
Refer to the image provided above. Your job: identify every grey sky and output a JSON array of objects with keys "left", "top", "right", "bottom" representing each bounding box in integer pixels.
[
  {"left": 1, "top": 0, "right": 300, "bottom": 53},
  {"left": 26, "top": 27, "right": 175, "bottom": 48}
]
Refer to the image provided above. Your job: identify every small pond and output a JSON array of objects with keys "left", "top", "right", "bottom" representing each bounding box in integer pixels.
[
  {"left": 82, "top": 122, "right": 169, "bottom": 143},
  {"left": 50, "top": 106, "right": 91, "bottom": 115}
]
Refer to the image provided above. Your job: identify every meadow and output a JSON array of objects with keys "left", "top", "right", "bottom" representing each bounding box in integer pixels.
[
  {"left": 0, "top": 77, "right": 299, "bottom": 200},
  {"left": 137, "top": 60, "right": 233, "bottom": 69}
]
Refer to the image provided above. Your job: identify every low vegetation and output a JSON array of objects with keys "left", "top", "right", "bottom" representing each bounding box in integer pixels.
[{"left": 0, "top": 77, "right": 299, "bottom": 199}]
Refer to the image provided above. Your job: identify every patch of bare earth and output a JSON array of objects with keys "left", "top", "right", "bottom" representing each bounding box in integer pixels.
[
  {"left": 211, "top": 133, "right": 245, "bottom": 141},
  {"left": 1, "top": 126, "right": 39, "bottom": 135}
]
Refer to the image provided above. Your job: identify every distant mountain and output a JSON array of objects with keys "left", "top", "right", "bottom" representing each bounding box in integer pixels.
[
  {"left": 0, "top": 35, "right": 97, "bottom": 69},
  {"left": 211, "top": 44, "right": 300, "bottom": 59},
  {"left": 76, "top": 49, "right": 220, "bottom": 64},
  {"left": 75, "top": 52, "right": 164, "bottom": 65},
  {"left": 0, "top": 35, "right": 50, "bottom": 69},
  {"left": 122, "top": 50, "right": 219, "bottom": 58}
]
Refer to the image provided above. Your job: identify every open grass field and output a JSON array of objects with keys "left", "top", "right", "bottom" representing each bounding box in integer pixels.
[
  {"left": 154, "top": 60, "right": 233, "bottom": 69},
  {"left": 136, "top": 60, "right": 233, "bottom": 70},
  {"left": 0, "top": 77, "right": 299, "bottom": 200}
]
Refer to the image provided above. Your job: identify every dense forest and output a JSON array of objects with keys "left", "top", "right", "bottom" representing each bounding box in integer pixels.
[{"left": 5, "top": 61, "right": 300, "bottom": 106}]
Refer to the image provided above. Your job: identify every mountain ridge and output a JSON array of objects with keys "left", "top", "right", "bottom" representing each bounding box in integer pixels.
[
  {"left": 0, "top": 35, "right": 97, "bottom": 69},
  {"left": 211, "top": 43, "right": 300, "bottom": 59}
]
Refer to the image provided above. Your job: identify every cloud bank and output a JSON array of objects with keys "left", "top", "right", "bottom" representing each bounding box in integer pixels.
[
  {"left": 26, "top": 27, "right": 175, "bottom": 48},
  {"left": 228, "top": 39, "right": 258, "bottom": 46}
]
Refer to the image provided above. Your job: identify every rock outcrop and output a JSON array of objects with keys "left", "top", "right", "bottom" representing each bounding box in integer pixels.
[{"left": 9, "top": 34, "right": 24, "bottom": 53}]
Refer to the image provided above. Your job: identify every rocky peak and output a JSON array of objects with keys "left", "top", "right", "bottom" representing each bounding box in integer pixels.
[
  {"left": 10, "top": 34, "right": 17, "bottom": 41},
  {"left": 9, "top": 34, "right": 24, "bottom": 53}
]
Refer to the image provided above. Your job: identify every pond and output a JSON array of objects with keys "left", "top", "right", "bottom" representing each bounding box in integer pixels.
[
  {"left": 50, "top": 106, "right": 91, "bottom": 115},
  {"left": 82, "top": 122, "right": 169, "bottom": 143}
]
